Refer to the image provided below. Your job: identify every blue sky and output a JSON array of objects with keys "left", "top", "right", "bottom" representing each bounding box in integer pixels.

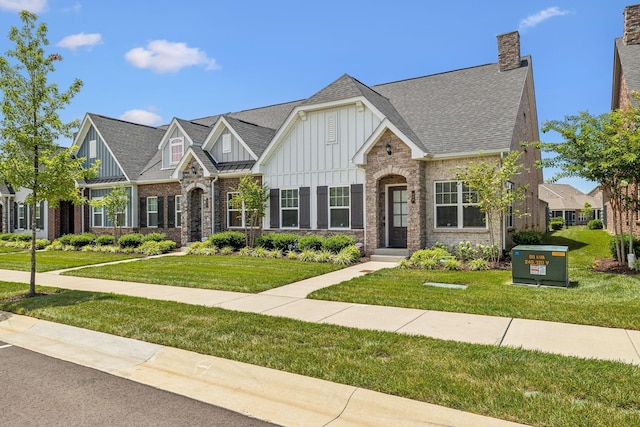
[{"left": 0, "top": 1, "right": 634, "bottom": 192}]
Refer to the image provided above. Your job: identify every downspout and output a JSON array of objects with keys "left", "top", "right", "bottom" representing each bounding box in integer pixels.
[
  {"left": 500, "top": 152, "right": 506, "bottom": 252},
  {"left": 211, "top": 174, "right": 219, "bottom": 235},
  {"left": 81, "top": 187, "right": 86, "bottom": 232}
]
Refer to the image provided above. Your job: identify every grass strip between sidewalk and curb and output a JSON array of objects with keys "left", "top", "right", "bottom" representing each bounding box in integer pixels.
[{"left": 1, "top": 282, "right": 639, "bottom": 427}]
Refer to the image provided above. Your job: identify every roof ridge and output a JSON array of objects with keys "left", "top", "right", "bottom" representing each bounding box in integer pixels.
[
  {"left": 190, "top": 99, "right": 303, "bottom": 123},
  {"left": 224, "top": 114, "right": 275, "bottom": 130},
  {"left": 88, "top": 113, "right": 162, "bottom": 130},
  {"left": 371, "top": 61, "right": 502, "bottom": 89}
]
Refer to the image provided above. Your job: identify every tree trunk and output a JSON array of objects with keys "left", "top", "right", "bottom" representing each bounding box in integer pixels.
[{"left": 29, "top": 197, "right": 37, "bottom": 296}]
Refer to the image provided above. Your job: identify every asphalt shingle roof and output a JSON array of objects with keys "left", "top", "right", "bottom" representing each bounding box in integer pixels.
[
  {"left": 222, "top": 115, "right": 276, "bottom": 158},
  {"left": 616, "top": 37, "right": 640, "bottom": 105},
  {"left": 539, "top": 184, "right": 603, "bottom": 210},
  {"left": 175, "top": 118, "right": 211, "bottom": 144}
]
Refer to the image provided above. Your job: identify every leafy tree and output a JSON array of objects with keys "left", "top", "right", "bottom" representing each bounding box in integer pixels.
[
  {"left": 454, "top": 150, "right": 528, "bottom": 262},
  {"left": 229, "top": 175, "right": 269, "bottom": 247},
  {"left": 0, "top": 11, "right": 94, "bottom": 296},
  {"left": 582, "top": 202, "right": 593, "bottom": 222},
  {"left": 91, "top": 186, "right": 129, "bottom": 241}
]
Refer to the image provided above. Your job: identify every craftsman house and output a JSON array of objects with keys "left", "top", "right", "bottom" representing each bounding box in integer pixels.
[
  {"left": 605, "top": 3, "right": 640, "bottom": 236},
  {"left": 28, "top": 30, "right": 544, "bottom": 255}
]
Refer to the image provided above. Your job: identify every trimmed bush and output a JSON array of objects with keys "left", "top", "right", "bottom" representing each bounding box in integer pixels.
[
  {"left": 142, "top": 232, "right": 166, "bottom": 242},
  {"left": 409, "top": 247, "right": 451, "bottom": 264},
  {"left": 333, "top": 245, "right": 361, "bottom": 265},
  {"left": 208, "top": 231, "right": 245, "bottom": 250},
  {"left": 118, "top": 233, "right": 144, "bottom": 248},
  {"left": 550, "top": 216, "right": 564, "bottom": 231},
  {"left": 136, "top": 240, "right": 176, "bottom": 256},
  {"left": 70, "top": 233, "right": 95, "bottom": 248},
  {"left": 512, "top": 230, "right": 543, "bottom": 245},
  {"left": 469, "top": 258, "right": 490, "bottom": 271},
  {"left": 609, "top": 233, "right": 640, "bottom": 260},
  {"left": 272, "top": 233, "right": 298, "bottom": 251},
  {"left": 56, "top": 234, "right": 74, "bottom": 245},
  {"left": 323, "top": 235, "right": 356, "bottom": 254},
  {"left": 14, "top": 233, "right": 33, "bottom": 242},
  {"left": 96, "top": 235, "right": 115, "bottom": 246},
  {"left": 588, "top": 219, "right": 604, "bottom": 230},
  {"left": 298, "top": 235, "right": 325, "bottom": 251},
  {"left": 443, "top": 258, "right": 462, "bottom": 271},
  {"left": 452, "top": 241, "right": 477, "bottom": 261},
  {"left": 256, "top": 232, "right": 276, "bottom": 249},
  {"left": 0, "top": 233, "right": 13, "bottom": 241}
]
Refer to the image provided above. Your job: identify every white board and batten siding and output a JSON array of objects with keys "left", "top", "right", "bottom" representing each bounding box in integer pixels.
[
  {"left": 262, "top": 104, "right": 380, "bottom": 229},
  {"left": 210, "top": 129, "right": 254, "bottom": 162}
]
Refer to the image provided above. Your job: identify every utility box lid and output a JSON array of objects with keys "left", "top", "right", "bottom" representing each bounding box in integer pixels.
[{"left": 511, "top": 245, "right": 569, "bottom": 287}]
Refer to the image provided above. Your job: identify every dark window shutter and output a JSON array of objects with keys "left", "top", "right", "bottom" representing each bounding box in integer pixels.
[
  {"left": 299, "top": 187, "right": 310, "bottom": 229},
  {"left": 167, "top": 195, "right": 175, "bottom": 228},
  {"left": 139, "top": 197, "right": 147, "bottom": 228},
  {"left": 37, "top": 201, "right": 45, "bottom": 230},
  {"left": 351, "top": 184, "right": 364, "bottom": 229},
  {"left": 157, "top": 196, "right": 164, "bottom": 228},
  {"left": 317, "top": 186, "right": 328, "bottom": 229},
  {"left": 13, "top": 202, "right": 17, "bottom": 229},
  {"left": 269, "top": 188, "right": 280, "bottom": 228}
]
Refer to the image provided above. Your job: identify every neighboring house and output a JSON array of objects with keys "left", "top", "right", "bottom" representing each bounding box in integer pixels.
[
  {"left": 606, "top": 3, "right": 640, "bottom": 236},
  {"left": 62, "top": 29, "right": 544, "bottom": 255},
  {"left": 539, "top": 184, "right": 603, "bottom": 226},
  {"left": 0, "top": 185, "right": 49, "bottom": 239}
]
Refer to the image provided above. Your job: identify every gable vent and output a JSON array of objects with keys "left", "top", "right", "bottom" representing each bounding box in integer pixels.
[{"left": 326, "top": 112, "right": 337, "bottom": 144}]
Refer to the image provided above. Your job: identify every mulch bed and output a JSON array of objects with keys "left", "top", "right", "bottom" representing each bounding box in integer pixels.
[{"left": 592, "top": 258, "right": 640, "bottom": 275}]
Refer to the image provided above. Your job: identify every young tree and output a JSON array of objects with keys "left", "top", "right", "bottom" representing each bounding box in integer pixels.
[
  {"left": 229, "top": 175, "right": 269, "bottom": 247},
  {"left": 91, "top": 186, "right": 129, "bottom": 241},
  {"left": 454, "top": 150, "right": 528, "bottom": 262},
  {"left": 582, "top": 202, "right": 593, "bottom": 222},
  {"left": 0, "top": 11, "right": 93, "bottom": 296}
]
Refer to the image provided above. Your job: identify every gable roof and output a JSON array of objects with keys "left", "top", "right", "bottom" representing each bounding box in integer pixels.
[
  {"left": 539, "top": 183, "right": 603, "bottom": 210},
  {"left": 86, "top": 114, "right": 165, "bottom": 180},
  {"left": 613, "top": 37, "right": 640, "bottom": 108},
  {"left": 175, "top": 118, "right": 210, "bottom": 144},
  {"left": 221, "top": 115, "right": 276, "bottom": 158}
]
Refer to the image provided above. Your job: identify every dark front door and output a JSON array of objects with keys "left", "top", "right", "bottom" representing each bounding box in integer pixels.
[
  {"left": 388, "top": 186, "right": 407, "bottom": 248},
  {"left": 190, "top": 189, "right": 203, "bottom": 242}
]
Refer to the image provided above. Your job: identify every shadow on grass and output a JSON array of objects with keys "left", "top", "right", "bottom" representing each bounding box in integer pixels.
[
  {"left": 0, "top": 289, "right": 110, "bottom": 314},
  {"left": 542, "top": 233, "right": 588, "bottom": 252}
]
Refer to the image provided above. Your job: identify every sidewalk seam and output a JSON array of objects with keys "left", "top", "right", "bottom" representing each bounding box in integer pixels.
[
  {"left": 498, "top": 318, "right": 514, "bottom": 346},
  {"left": 322, "top": 387, "right": 358, "bottom": 427},
  {"left": 394, "top": 310, "right": 430, "bottom": 333},
  {"left": 626, "top": 329, "right": 640, "bottom": 359}
]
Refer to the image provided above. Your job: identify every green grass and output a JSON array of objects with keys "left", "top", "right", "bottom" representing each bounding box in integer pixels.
[
  {"left": 310, "top": 228, "right": 640, "bottom": 330},
  {"left": 0, "top": 251, "right": 142, "bottom": 272},
  {"left": 0, "top": 246, "right": 26, "bottom": 254},
  {"left": 63, "top": 255, "right": 342, "bottom": 293},
  {"left": 1, "top": 282, "right": 639, "bottom": 427}
]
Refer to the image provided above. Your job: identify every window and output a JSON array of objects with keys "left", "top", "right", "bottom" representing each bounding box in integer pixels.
[
  {"left": 35, "top": 204, "right": 41, "bottom": 229},
  {"left": 147, "top": 196, "right": 158, "bottom": 227},
  {"left": 115, "top": 207, "right": 126, "bottom": 227},
  {"left": 281, "top": 189, "right": 299, "bottom": 228},
  {"left": 222, "top": 133, "right": 231, "bottom": 154},
  {"left": 170, "top": 138, "right": 183, "bottom": 164},
  {"left": 329, "top": 186, "right": 349, "bottom": 228},
  {"left": 435, "top": 181, "right": 485, "bottom": 229},
  {"left": 578, "top": 211, "right": 587, "bottom": 222},
  {"left": 175, "top": 195, "right": 182, "bottom": 227},
  {"left": 89, "top": 139, "right": 96, "bottom": 159},
  {"left": 227, "top": 192, "right": 244, "bottom": 228},
  {"left": 18, "top": 204, "right": 26, "bottom": 229},
  {"left": 92, "top": 198, "right": 103, "bottom": 227}
]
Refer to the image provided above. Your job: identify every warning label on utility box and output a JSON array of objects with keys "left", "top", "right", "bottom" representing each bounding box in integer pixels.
[{"left": 530, "top": 264, "right": 547, "bottom": 275}]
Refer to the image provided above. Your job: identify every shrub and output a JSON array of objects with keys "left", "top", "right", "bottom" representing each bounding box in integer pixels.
[
  {"left": 256, "top": 233, "right": 277, "bottom": 249},
  {"left": 468, "top": 258, "right": 490, "bottom": 271},
  {"left": 35, "top": 239, "right": 50, "bottom": 250},
  {"left": 512, "top": 230, "right": 543, "bottom": 245},
  {"left": 452, "top": 241, "right": 477, "bottom": 261},
  {"left": 272, "top": 233, "right": 298, "bottom": 251},
  {"left": 137, "top": 240, "right": 176, "bottom": 256},
  {"left": 609, "top": 233, "right": 640, "bottom": 260},
  {"left": 588, "top": 219, "right": 604, "bottom": 230},
  {"left": 238, "top": 247, "right": 252, "bottom": 256},
  {"left": 56, "top": 234, "right": 74, "bottom": 245},
  {"left": 314, "top": 250, "right": 333, "bottom": 263},
  {"left": 419, "top": 259, "right": 439, "bottom": 270},
  {"left": 70, "top": 233, "right": 95, "bottom": 248},
  {"left": 286, "top": 251, "right": 298, "bottom": 260},
  {"left": 208, "top": 231, "right": 245, "bottom": 250},
  {"left": 142, "top": 232, "right": 166, "bottom": 242},
  {"left": 96, "top": 235, "right": 115, "bottom": 246},
  {"left": 397, "top": 259, "right": 411, "bottom": 269},
  {"left": 477, "top": 244, "right": 500, "bottom": 262},
  {"left": 252, "top": 247, "right": 269, "bottom": 258},
  {"left": 267, "top": 249, "right": 283, "bottom": 259},
  {"left": 549, "top": 216, "right": 564, "bottom": 231},
  {"left": 298, "top": 235, "right": 325, "bottom": 251},
  {"left": 409, "top": 247, "right": 451, "bottom": 265},
  {"left": 118, "top": 233, "right": 144, "bottom": 248},
  {"left": 443, "top": 258, "right": 462, "bottom": 271},
  {"left": 323, "top": 235, "right": 356, "bottom": 254},
  {"left": 298, "top": 250, "right": 317, "bottom": 262},
  {"left": 0, "top": 233, "right": 13, "bottom": 241},
  {"left": 219, "top": 246, "right": 234, "bottom": 255},
  {"left": 14, "top": 233, "right": 33, "bottom": 242},
  {"left": 339, "top": 245, "right": 362, "bottom": 263}
]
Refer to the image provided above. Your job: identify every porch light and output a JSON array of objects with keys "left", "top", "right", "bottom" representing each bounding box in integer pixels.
[
  {"left": 386, "top": 143, "right": 392, "bottom": 155},
  {"left": 411, "top": 190, "right": 416, "bottom": 203}
]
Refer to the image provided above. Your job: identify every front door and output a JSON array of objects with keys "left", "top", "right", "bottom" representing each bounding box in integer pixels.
[
  {"left": 388, "top": 186, "right": 407, "bottom": 248},
  {"left": 190, "top": 188, "right": 203, "bottom": 241}
]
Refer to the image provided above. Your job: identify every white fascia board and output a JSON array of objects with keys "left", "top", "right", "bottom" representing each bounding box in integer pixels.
[
  {"left": 72, "top": 114, "right": 93, "bottom": 154},
  {"left": 201, "top": 116, "right": 224, "bottom": 152},
  {"left": 202, "top": 116, "right": 258, "bottom": 160},
  {"left": 427, "top": 148, "right": 509, "bottom": 161},
  {"left": 352, "top": 119, "right": 428, "bottom": 165},
  {"left": 170, "top": 147, "right": 215, "bottom": 179},
  {"left": 255, "top": 96, "right": 384, "bottom": 170},
  {"left": 157, "top": 119, "right": 194, "bottom": 150}
]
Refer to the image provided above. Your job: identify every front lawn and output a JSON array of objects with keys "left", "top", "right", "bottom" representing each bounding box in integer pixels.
[
  {"left": 0, "top": 282, "right": 638, "bottom": 427},
  {"left": 0, "top": 251, "right": 142, "bottom": 272},
  {"left": 310, "top": 229, "right": 640, "bottom": 330},
  {"left": 63, "top": 256, "right": 343, "bottom": 293}
]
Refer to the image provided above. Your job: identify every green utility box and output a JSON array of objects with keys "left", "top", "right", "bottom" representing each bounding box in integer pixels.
[{"left": 511, "top": 245, "right": 569, "bottom": 287}]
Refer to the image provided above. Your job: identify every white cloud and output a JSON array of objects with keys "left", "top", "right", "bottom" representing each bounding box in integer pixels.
[
  {"left": 124, "top": 40, "right": 220, "bottom": 73},
  {"left": 519, "top": 7, "right": 570, "bottom": 30},
  {"left": 63, "top": 2, "right": 81, "bottom": 13},
  {"left": 119, "top": 109, "right": 163, "bottom": 126},
  {"left": 57, "top": 33, "right": 102, "bottom": 51},
  {"left": 0, "top": 0, "right": 47, "bottom": 13}
]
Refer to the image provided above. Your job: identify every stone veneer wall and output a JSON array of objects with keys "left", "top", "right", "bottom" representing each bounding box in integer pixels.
[
  {"left": 364, "top": 129, "right": 426, "bottom": 255},
  {"left": 180, "top": 159, "right": 213, "bottom": 245}
]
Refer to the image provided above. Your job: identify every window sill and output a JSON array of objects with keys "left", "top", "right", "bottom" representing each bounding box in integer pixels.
[{"left": 433, "top": 228, "right": 488, "bottom": 232}]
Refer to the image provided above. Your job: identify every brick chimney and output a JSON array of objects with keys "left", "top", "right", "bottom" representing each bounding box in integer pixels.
[
  {"left": 497, "top": 31, "right": 521, "bottom": 72},
  {"left": 623, "top": 4, "right": 640, "bottom": 45}
]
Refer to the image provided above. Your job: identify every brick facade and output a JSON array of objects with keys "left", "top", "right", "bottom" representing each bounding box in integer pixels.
[{"left": 137, "top": 181, "right": 183, "bottom": 243}]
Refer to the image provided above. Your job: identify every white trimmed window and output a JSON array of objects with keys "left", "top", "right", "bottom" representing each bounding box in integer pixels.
[
  {"left": 147, "top": 196, "right": 158, "bottom": 227},
  {"left": 222, "top": 133, "right": 231, "bottom": 154},
  {"left": 329, "top": 186, "right": 350, "bottom": 228},
  {"left": 92, "top": 198, "right": 103, "bottom": 227},
  {"left": 170, "top": 138, "right": 183, "bottom": 164},
  {"left": 89, "top": 139, "right": 97, "bottom": 159},
  {"left": 435, "top": 181, "right": 485, "bottom": 229},
  {"left": 175, "top": 195, "right": 182, "bottom": 227},
  {"left": 35, "top": 204, "right": 41, "bottom": 230},
  {"left": 227, "top": 192, "right": 244, "bottom": 228},
  {"left": 281, "top": 189, "right": 299, "bottom": 228},
  {"left": 18, "top": 204, "right": 26, "bottom": 229}
]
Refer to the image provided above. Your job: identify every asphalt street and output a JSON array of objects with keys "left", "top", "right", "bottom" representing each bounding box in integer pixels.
[{"left": 0, "top": 340, "right": 280, "bottom": 427}]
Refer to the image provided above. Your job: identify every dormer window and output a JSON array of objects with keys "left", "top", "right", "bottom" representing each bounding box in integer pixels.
[{"left": 170, "top": 138, "right": 184, "bottom": 164}]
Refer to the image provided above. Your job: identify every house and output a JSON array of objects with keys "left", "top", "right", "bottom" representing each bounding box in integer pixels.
[
  {"left": 606, "top": 3, "right": 640, "bottom": 236},
  {"left": 539, "top": 184, "right": 603, "bottom": 226},
  {"left": 51, "top": 30, "right": 544, "bottom": 255}
]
